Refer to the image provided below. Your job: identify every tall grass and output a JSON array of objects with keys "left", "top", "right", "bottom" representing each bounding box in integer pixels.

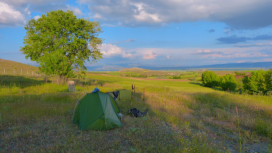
[{"left": 0, "top": 73, "right": 271, "bottom": 152}]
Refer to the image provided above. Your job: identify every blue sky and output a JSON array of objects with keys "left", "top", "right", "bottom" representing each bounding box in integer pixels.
[{"left": 1, "top": 0, "right": 272, "bottom": 69}]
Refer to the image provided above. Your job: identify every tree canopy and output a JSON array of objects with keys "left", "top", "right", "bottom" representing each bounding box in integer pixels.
[
  {"left": 202, "top": 71, "right": 219, "bottom": 87},
  {"left": 20, "top": 10, "right": 103, "bottom": 83},
  {"left": 220, "top": 74, "right": 236, "bottom": 91},
  {"left": 242, "top": 70, "right": 272, "bottom": 94}
]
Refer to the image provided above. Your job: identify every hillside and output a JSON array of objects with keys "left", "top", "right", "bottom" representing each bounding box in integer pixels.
[
  {"left": 0, "top": 71, "right": 271, "bottom": 152},
  {"left": 0, "top": 58, "right": 38, "bottom": 75}
]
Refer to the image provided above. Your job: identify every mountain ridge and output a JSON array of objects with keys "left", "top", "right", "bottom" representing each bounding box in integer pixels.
[{"left": 87, "top": 61, "right": 272, "bottom": 71}]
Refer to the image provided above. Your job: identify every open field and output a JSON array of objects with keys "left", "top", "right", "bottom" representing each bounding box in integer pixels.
[{"left": 0, "top": 68, "right": 272, "bottom": 152}]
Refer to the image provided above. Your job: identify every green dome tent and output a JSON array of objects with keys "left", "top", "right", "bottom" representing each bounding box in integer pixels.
[{"left": 73, "top": 91, "right": 123, "bottom": 130}]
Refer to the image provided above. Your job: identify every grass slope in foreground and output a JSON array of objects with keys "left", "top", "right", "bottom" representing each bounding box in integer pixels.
[{"left": 0, "top": 71, "right": 272, "bottom": 152}]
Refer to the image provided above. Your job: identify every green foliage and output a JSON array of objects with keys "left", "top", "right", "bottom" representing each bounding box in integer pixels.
[
  {"left": 170, "top": 75, "right": 181, "bottom": 79},
  {"left": 20, "top": 10, "right": 103, "bottom": 82},
  {"left": 1, "top": 72, "right": 272, "bottom": 152},
  {"left": 242, "top": 70, "right": 272, "bottom": 94},
  {"left": 242, "top": 76, "right": 250, "bottom": 92},
  {"left": 220, "top": 74, "right": 237, "bottom": 91},
  {"left": 234, "top": 71, "right": 246, "bottom": 76},
  {"left": 254, "top": 119, "right": 272, "bottom": 138},
  {"left": 265, "top": 70, "right": 272, "bottom": 90},
  {"left": 201, "top": 71, "right": 219, "bottom": 87},
  {"left": 125, "top": 73, "right": 147, "bottom": 78}
]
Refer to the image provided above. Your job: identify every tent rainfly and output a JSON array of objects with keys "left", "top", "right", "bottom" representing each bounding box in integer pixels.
[{"left": 73, "top": 91, "right": 122, "bottom": 130}]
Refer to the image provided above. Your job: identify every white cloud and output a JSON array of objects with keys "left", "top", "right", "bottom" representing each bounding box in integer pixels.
[
  {"left": 67, "top": 5, "right": 83, "bottom": 16},
  {"left": 101, "top": 24, "right": 117, "bottom": 27},
  {"left": 2, "top": 0, "right": 58, "bottom": 6},
  {"left": 0, "top": 2, "right": 26, "bottom": 26},
  {"left": 133, "top": 3, "right": 161, "bottom": 23},
  {"left": 93, "top": 13, "right": 104, "bottom": 19},
  {"left": 34, "top": 15, "right": 41, "bottom": 20},
  {"left": 234, "top": 43, "right": 272, "bottom": 47},
  {"left": 79, "top": 0, "right": 272, "bottom": 29},
  {"left": 100, "top": 44, "right": 132, "bottom": 58},
  {"left": 125, "top": 46, "right": 272, "bottom": 61},
  {"left": 88, "top": 46, "right": 272, "bottom": 66},
  {"left": 124, "top": 39, "right": 136, "bottom": 42},
  {"left": 1, "top": 0, "right": 68, "bottom": 27},
  {"left": 73, "top": 8, "right": 83, "bottom": 16},
  {"left": 143, "top": 53, "right": 157, "bottom": 59},
  {"left": 193, "top": 49, "right": 212, "bottom": 54}
]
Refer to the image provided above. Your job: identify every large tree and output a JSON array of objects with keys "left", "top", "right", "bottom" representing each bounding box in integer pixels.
[{"left": 20, "top": 10, "right": 103, "bottom": 84}]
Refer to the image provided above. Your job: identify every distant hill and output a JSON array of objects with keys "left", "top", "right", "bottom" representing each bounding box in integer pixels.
[
  {"left": 138, "top": 62, "right": 272, "bottom": 70},
  {"left": 87, "top": 62, "right": 272, "bottom": 71},
  {"left": 96, "top": 65, "right": 124, "bottom": 71},
  {"left": 0, "top": 58, "right": 38, "bottom": 75},
  {"left": 2, "top": 58, "right": 272, "bottom": 72},
  {"left": 119, "top": 67, "right": 150, "bottom": 72}
]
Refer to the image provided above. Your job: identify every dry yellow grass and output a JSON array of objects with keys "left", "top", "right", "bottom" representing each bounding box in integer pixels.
[
  {"left": 0, "top": 58, "right": 38, "bottom": 75},
  {"left": 0, "top": 66, "right": 271, "bottom": 152}
]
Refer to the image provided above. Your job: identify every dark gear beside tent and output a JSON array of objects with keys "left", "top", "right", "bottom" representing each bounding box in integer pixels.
[
  {"left": 129, "top": 108, "right": 148, "bottom": 117},
  {"left": 109, "top": 89, "right": 131, "bottom": 100},
  {"left": 73, "top": 91, "right": 123, "bottom": 130},
  {"left": 112, "top": 91, "right": 119, "bottom": 100}
]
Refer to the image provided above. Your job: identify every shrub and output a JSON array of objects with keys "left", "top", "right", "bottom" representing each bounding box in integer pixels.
[
  {"left": 126, "top": 73, "right": 147, "bottom": 78},
  {"left": 201, "top": 71, "right": 219, "bottom": 87},
  {"left": 242, "top": 70, "right": 272, "bottom": 94},
  {"left": 242, "top": 76, "right": 250, "bottom": 91},
  {"left": 267, "top": 91, "right": 272, "bottom": 96},
  {"left": 220, "top": 74, "right": 237, "bottom": 91},
  {"left": 172, "top": 76, "right": 181, "bottom": 79},
  {"left": 265, "top": 70, "right": 272, "bottom": 90},
  {"left": 234, "top": 71, "right": 246, "bottom": 76}
]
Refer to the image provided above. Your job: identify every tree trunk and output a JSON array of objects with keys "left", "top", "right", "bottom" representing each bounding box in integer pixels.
[
  {"left": 44, "top": 76, "right": 48, "bottom": 83},
  {"left": 59, "top": 74, "right": 67, "bottom": 85}
]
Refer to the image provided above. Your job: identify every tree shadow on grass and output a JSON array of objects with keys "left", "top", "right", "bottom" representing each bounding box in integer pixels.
[
  {"left": 0, "top": 75, "right": 47, "bottom": 88},
  {"left": 0, "top": 75, "right": 116, "bottom": 89},
  {"left": 189, "top": 82, "right": 203, "bottom": 86},
  {"left": 189, "top": 82, "right": 224, "bottom": 91}
]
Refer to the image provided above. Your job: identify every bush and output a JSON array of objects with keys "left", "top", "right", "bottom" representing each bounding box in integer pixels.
[
  {"left": 234, "top": 71, "right": 246, "bottom": 76},
  {"left": 126, "top": 73, "right": 147, "bottom": 78},
  {"left": 242, "top": 70, "right": 272, "bottom": 94},
  {"left": 220, "top": 74, "right": 236, "bottom": 91},
  {"left": 242, "top": 76, "right": 250, "bottom": 91},
  {"left": 172, "top": 76, "right": 181, "bottom": 79},
  {"left": 265, "top": 70, "right": 272, "bottom": 89},
  {"left": 201, "top": 71, "right": 219, "bottom": 87},
  {"left": 267, "top": 91, "right": 272, "bottom": 96}
]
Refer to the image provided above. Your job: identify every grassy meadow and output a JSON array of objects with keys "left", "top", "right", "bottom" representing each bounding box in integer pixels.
[{"left": 0, "top": 60, "right": 272, "bottom": 152}]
